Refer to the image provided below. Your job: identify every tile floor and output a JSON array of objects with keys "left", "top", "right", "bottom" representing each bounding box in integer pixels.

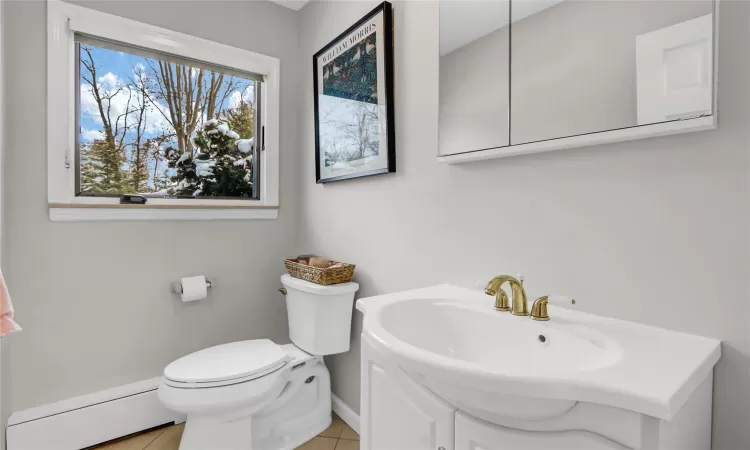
[{"left": 91, "top": 413, "right": 359, "bottom": 450}]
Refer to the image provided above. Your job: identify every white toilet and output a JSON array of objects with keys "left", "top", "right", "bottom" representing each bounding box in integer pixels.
[{"left": 158, "top": 274, "right": 359, "bottom": 450}]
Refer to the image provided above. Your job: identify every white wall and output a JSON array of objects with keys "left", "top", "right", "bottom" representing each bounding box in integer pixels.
[
  {"left": 298, "top": 2, "right": 750, "bottom": 449},
  {"left": 2, "top": 0, "right": 300, "bottom": 412}
]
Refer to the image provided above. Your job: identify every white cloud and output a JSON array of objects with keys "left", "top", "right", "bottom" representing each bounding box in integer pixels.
[
  {"left": 81, "top": 128, "right": 104, "bottom": 142},
  {"left": 133, "top": 62, "right": 146, "bottom": 77},
  {"left": 229, "top": 84, "right": 255, "bottom": 109},
  {"left": 98, "top": 72, "right": 119, "bottom": 91}
]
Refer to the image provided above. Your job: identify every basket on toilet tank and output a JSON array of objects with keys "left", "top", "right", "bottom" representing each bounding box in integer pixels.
[
  {"left": 281, "top": 274, "right": 359, "bottom": 355},
  {"left": 284, "top": 256, "right": 355, "bottom": 285}
]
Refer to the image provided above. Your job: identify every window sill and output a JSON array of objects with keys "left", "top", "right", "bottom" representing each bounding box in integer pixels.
[{"left": 49, "top": 204, "right": 279, "bottom": 222}]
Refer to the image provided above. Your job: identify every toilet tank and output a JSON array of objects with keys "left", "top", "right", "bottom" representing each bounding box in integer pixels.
[{"left": 280, "top": 274, "right": 360, "bottom": 356}]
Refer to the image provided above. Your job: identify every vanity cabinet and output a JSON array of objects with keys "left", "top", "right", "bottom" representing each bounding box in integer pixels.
[
  {"left": 361, "top": 335, "right": 714, "bottom": 450},
  {"left": 361, "top": 335, "right": 456, "bottom": 450},
  {"left": 358, "top": 285, "right": 719, "bottom": 450},
  {"left": 455, "top": 412, "right": 627, "bottom": 450}
]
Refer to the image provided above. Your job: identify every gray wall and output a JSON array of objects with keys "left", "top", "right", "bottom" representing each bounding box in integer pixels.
[
  {"left": 439, "top": 0, "right": 712, "bottom": 153},
  {"left": 0, "top": 341, "right": 8, "bottom": 450},
  {"left": 2, "top": 0, "right": 301, "bottom": 411},
  {"left": 298, "top": 2, "right": 750, "bottom": 449},
  {"left": 0, "top": 0, "right": 9, "bottom": 445}
]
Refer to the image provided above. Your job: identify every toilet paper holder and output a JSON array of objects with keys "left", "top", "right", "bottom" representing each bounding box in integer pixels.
[{"left": 172, "top": 279, "right": 213, "bottom": 295}]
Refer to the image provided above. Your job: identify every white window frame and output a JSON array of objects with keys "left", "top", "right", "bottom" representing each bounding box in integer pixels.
[{"left": 47, "top": 0, "right": 280, "bottom": 221}]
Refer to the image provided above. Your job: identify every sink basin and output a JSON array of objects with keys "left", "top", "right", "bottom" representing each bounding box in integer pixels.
[
  {"left": 378, "top": 298, "right": 619, "bottom": 376},
  {"left": 359, "top": 284, "right": 721, "bottom": 422},
  {"left": 368, "top": 296, "right": 621, "bottom": 421}
]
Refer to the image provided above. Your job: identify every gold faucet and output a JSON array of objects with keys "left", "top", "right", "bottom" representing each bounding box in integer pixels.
[{"left": 485, "top": 275, "right": 529, "bottom": 316}]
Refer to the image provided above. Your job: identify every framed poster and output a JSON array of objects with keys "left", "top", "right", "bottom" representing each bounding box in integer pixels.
[{"left": 313, "top": 1, "right": 396, "bottom": 184}]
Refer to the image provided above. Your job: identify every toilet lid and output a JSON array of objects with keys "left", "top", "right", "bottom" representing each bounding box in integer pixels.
[{"left": 164, "top": 339, "right": 291, "bottom": 384}]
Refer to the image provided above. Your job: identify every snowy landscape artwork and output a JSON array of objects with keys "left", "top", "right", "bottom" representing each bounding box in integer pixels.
[{"left": 314, "top": 2, "right": 395, "bottom": 183}]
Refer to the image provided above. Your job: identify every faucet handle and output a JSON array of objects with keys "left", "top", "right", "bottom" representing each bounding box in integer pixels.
[
  {"left": 530, "top": 296, "right": 550, "bottom": 321},
  {"left": 530, "top": 295, "right": 576, "bottom": 321},
  {"left": 517, "top": 273, "right": 525, "bottom": 285},
  {"left": 494, "top": 290, "right": 511, "bottom": 311}
]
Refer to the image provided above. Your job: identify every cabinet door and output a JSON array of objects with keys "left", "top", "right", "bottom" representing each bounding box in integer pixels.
[
  {"left": 509, "top": 0, "right": 714, "bottom": 145},
  {"left": 438, "top": 0, "right": 510, "bottom": 156},
  {"left": 361, "top": 337, "right": 456, "bottom": 450},
  {"left": 455, "top": 412, "right": 628, "bottom": 450}
]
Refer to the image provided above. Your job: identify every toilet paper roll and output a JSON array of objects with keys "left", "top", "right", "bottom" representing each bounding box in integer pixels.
[{"left": 180, "top": 276, "right": 208, "bottom": 302}]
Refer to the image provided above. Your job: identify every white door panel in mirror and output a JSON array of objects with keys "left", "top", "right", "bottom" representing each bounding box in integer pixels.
[
  {"left": 636, "top": 14, "right": 713, "bottom": 124},
  {"left": 510, "top": 0, "right": 713, "bottom": 146},
  {"left": 439, "top": 1, "right": 510, "bottom": 156}
]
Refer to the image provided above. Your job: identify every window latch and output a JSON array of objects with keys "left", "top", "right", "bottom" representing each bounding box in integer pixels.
[
  {"left": 120, "top": 195, "right": 148, "bottom": 205},
  {"left": 65, "top": 147, "right": 72, "bottom": 169}
]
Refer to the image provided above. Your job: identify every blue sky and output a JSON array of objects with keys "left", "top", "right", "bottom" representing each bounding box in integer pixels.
[{"left": 79, "top": 45, "right": 254, "bottom": 143}]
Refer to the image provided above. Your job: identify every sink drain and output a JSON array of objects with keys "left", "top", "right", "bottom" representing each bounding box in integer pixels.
[{"left": 538, "top": 334, "right": 547, "bottom": 343}]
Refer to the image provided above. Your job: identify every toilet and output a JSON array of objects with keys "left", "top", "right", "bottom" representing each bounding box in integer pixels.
[{"left": 158, "top": 274, "right": 359, "bottom": 450}]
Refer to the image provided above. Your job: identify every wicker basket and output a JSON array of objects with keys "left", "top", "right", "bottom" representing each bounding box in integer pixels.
[{"left": 284, "top": 257, "right": 355, "bottom": 285}]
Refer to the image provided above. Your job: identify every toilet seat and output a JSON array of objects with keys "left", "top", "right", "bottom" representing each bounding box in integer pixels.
[{"left": 163, "top": 339, "right": 292, "bottom": 389}]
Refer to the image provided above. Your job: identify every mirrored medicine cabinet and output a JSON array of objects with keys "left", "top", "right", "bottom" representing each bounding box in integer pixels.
[{"left": 438, "top": 0, "right": 717, "bottom": 162}]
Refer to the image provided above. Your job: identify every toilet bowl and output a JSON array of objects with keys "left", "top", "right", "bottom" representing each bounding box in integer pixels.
[{"left": 158, "top": 275, "right": 359, "bottom": 450}]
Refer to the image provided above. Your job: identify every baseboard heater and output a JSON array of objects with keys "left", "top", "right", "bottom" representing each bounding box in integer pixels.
[{"left": 6, "top": 377, "right": 185, "bottom": 450}]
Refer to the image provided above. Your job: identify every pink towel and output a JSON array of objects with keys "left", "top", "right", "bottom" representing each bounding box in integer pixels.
[{"left": 0, "top": 269, "right": 20, "bottom": 337}]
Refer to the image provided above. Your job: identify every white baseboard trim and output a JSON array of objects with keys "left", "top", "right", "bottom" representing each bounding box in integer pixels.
[
  {"left": 332, "top": 393, "right": 360, "bottom": 435},
  {"left": 7, "top": 377, "right": 184, "bottom": 450}
]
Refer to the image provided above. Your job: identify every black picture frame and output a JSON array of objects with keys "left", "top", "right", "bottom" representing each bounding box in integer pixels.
[{"left": 313, "top": 1, "right": 396, "bottom": 184}]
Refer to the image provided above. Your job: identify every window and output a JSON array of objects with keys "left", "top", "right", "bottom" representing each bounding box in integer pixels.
[
  {"left": 48, "top": 1, "right": 280, "bottom": 221},
  {"left": 76, "top": 37, "right": 262, "bottom": 200}
]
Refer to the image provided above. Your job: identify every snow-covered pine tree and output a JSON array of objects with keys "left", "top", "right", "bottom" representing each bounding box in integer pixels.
[
  {"left": 165, "top": 146, "right": 200, "bottom": 197},
  {"left": 167, "top": 119, "right": 253, "bottom": 197}
]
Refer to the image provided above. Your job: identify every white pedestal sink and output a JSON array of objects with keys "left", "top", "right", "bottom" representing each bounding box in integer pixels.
[
  {"left": 371, "top": 297, "right": 622, "bottom": 422},
  {"left": 358, "top": 284, "right": 720, "bottom": 450}
]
